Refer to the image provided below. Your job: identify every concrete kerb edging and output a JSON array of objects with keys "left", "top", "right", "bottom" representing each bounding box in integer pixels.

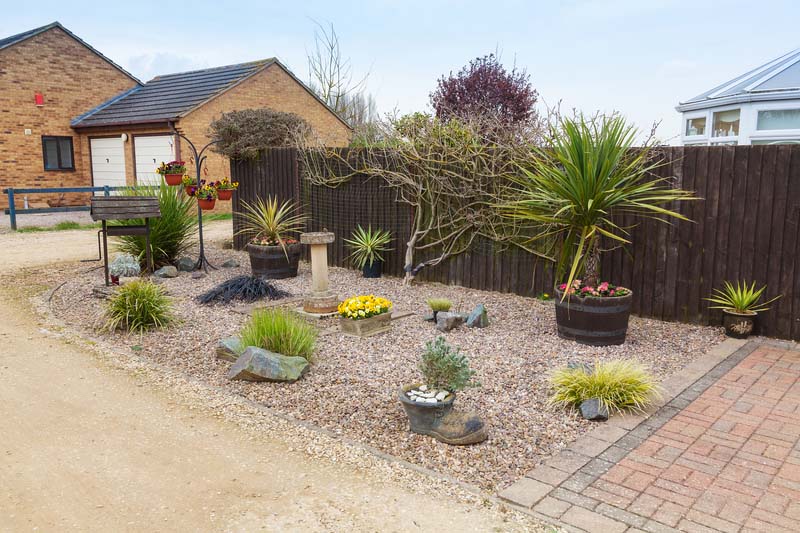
[{"left": 497, "top": 337, "right": 756, "bottom": 531}]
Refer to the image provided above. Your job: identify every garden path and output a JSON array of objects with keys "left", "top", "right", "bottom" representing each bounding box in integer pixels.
[{"left": 0, "top": 225, "right": 540, "bottom": 532}]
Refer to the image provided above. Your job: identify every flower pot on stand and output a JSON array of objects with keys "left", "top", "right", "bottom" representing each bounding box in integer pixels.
[
  {"left": 554, "top": 287, "right": 632, "bottom": 346},
  {"left": 362, "top": 260, "right": 382, "bottom": 278},
  {"left": 246, "top": 242, "right": 301, "bottom": 279},
  {"left": 722, "top": 309, "right": 756, "bottom": 338},
  {"left": 164, "top": 173, "right": 183, "bottom": 186},
  {"left": 184, "top": 185, "right": 196, "bottom": 196},
  {"left": 197, "top": 198, "right": 216, "bottom": 210},
  {"left": 217, "top": 189, "right": 233, "bottom": 201}
]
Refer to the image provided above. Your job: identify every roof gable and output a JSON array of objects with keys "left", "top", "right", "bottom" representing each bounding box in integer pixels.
[{"left": 0, "top": 21, "right": 141, "bottom": 85}]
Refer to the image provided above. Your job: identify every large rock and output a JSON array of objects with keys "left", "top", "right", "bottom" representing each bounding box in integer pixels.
[
  {"left": 435, "top": 312, "right": 464, "bottom": 332},
  {"left": 176, "top": 257, "right": 195, "bottom": 272},
  {"left": 227, "top": 346, "right": 309, "bottom": 382},
  {"left": 466, "top": 304, "right": 489, "bottom": 328},
  {"left": 579, "top": 398, "right": 609, "bottom": 421},
  {"left": 153, "top": 265, "right": 178, "bottom": 278},
  {"left": 216, "top": 337, "right": 242, "bottom": 362}
]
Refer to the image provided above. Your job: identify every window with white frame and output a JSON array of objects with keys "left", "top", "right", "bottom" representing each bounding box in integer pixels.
[
  {"left": 756, "top": 109, "right": 800, "bottom": 130},
  {"left": 712, "top": 109, "right": 740, "bottom": 137},
  {"left": 685, "top": 116, "right": 706, "bottom": 136}
]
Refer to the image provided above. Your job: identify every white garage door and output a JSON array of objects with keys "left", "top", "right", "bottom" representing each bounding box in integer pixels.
[
  {"left": 90, "top": 137, "right": 126, "bottom": 194},
  {"left": 135, "top": 135, "right": 176, "bottom": 186}
]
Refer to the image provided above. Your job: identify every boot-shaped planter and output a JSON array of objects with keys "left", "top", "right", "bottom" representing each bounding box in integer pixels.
[{"left": 399, "top": 384, "right": 487, "bottom": 445}]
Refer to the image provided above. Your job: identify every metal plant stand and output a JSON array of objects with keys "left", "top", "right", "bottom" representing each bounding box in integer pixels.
[{"left": 169, "top": 126, "right": 220, "bottom": 272}]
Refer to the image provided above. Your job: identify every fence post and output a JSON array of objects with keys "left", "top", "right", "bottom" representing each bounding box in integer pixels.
[
  {"left": 103, "top": 185, "right": 110, "bottom": 197},
  {"left": 7, "top": 188, "right": 16, "bottom": 231}
]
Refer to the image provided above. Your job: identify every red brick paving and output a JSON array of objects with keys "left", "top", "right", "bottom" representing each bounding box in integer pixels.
[{"left": 588, "top": 345, "right": 800, "bottom": 532}]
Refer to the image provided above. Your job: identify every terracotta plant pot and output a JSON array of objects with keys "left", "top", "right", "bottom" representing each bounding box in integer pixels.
[
  {"left": 217, "top": 189, "right": 233, "bottom": 201},
  {"left": 184, "top": 185, "right": 196, "bottom": 196},
  {"left": 554, "top": 287, "right": 632, "bottom": 346},
  {"left": 722, "top": 309, "right": 756, "bottom": 338},
  {"left": 197, "top": 198, "right": 216, "bottom": 210},
  {"left": 164, "top": 173, "right": 183, "bottom": 186},
  {"left": 246, "top": 242, "right": 301, "bottom": 279},
  {"left": 339, "top": 312, "right": 392, "bottom": 337}
]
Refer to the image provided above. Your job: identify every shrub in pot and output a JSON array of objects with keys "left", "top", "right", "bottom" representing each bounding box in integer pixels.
[
  {"left": 235, "top": 196, "right": 307, "bottom": 279},
  {"left": 497, "top": 114, "right": 695, "bottom": 346},
  {"left": 344, "top": 225, "right": 392, "bottom": 278},
  {"left": 338, "top": 294, "right": 393, "bottom": 337},
  {"left": 399, "top": 337, "right": 486, "bottom": 445},
  {"left": 156, "top": 161, "right": 187, "bottom": 186},
  {"left": 705, "top": 280, "right": 781, "bottom": 338}
]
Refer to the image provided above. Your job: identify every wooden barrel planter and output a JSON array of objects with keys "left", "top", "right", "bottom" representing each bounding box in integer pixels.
[
  {"left": 554, "top": 288, "right": 632, "bottom": 346},
  {"left": 247, "top": 242, "right": 301, "bottom": 279}
]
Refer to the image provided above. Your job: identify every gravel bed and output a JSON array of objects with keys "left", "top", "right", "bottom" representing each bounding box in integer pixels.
[{"left": 43, "top": 245, "right": 725, "bottom": 491}]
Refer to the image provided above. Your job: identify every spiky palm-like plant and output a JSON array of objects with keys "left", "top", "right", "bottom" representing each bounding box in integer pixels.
[{"left": 235, "top": 196, "right": 308, "bottom": 257}]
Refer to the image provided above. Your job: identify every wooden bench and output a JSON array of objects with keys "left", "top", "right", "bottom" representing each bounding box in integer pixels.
[{"left": 90, "top": 197, "right": 161, "bottom": 286}]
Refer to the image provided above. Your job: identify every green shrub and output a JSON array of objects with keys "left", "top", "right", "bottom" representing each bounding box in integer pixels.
[
  {"left": 419, "top": 336, "right": 479, "bottom": 391},
  {"left": 549, "top": 360, "right": 660, "bottom": 414},
  {"left": 426, "top": 298, "right": 452, "bottom": 312},
  {"left": 104, "top": 280, "right": 174, "bottom": 333},
  {"left": 114, "top": 183, "right": 197, "bottom": 267},
  {"left": 239, "top": 308, "right": 317, "bottom": 360}
]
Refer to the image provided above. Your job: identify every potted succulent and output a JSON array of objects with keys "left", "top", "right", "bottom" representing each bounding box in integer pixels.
[
  {"left": 706, "top": 280, "right": 781, "bottom": 338},
  {"left": 215, "top": 177, "right": 239, "bottom": 201},
  {"left": 426, "top": 297, "right": 452, "bottom": 322},
  {"left": 235, "top": 196, "right": 307, "bottom": 279},
  {"left": 343, "top": 225, "right": 392, "bottom": 278},
  {"left": 182, "top": 175, "right": 197, "bottom": 196},
  {"left": 338, "top": 294, "right": 393, "bottom": 337},
  {"left": 157, "top": 160, "right": 187, "bottom": 186},
  {"left": 497, "top": 115, "right": 694, "bottom": 346},
  {"left": 398, "top": 337, "right": 486, "bottom": 445},
  {"left": 195, "top": 183, "right": 218, "bottom": 210}
]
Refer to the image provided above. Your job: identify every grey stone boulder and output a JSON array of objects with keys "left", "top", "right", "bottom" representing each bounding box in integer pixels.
[
  {"left": 227, "top": 346, "right": 309, "bottom": 382},
  {"left": 221, "top": 259, "right": 240, "bottom": 268},
  {"left": 216, "top": 337, "right": 242, "bottom": 362},
  {"left": 191, "top": 271, "right": 206, "bottom": 280},
  {"left": 579, "top": 398, "right": 609, "bottom": 421},
  {"left": 568, "top": 361, "right": 595, "bottom": 374},
  {"left": 436, "top": 311, "right": 464, "bottom": 332},
  {"left": 176, "top": 256, "right": 195, "bottom": 272},
  {"left": 423, "top": 313, "right": 435, "bottom": 322},
  {"left": 466, "top": 304, "right": 489, "bottom": 328},
  {"left": 153, "top": 265, "right": 178, "bottom": 278}
]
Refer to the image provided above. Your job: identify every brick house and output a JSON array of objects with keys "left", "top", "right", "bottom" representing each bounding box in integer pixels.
[{"left": 0, "top": 22, "right": 351, "bottom": 209}]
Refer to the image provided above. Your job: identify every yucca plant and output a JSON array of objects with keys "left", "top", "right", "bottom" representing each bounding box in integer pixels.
[
  {"left": 235, "top": 196, "right": 307, "bottom": 257},
  {"left": 114, "top": 182, "right": 197, "bottom": 268},
  {"left": 549, "top": 359, "right": 660, "bottom": 414},
  {"left": 343, "top": 225, "right": 392, "bottom": 268},
  {"left": 706, "top": 280, "right": 781, "bottom": 314},
  {"left": 239, "top": 308, "right": 317, "bottom": 361},
  {"left": 497, "top": 114, "right": 695, "bottom": 297},
  {"left": 104, "top": 280, "right": 174, "bottom": 333}
]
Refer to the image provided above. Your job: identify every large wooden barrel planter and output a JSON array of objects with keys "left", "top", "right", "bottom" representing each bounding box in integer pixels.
[
  {"left": 554, "top": 288, "right": 633, "bottom": 346},
  {"left": 247, "top": 242, "right": 301, "bottom": 279}
]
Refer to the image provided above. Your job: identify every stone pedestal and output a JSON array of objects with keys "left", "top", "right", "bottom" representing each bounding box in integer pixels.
[{"left": 300, "top": 232, "right": 338, "bottom": 314}]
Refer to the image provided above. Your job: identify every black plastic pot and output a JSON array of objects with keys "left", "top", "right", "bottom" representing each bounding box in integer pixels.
[
  {"left": 722, "top": 309, "right": 756, "bottom": 338},
  {"left": 398, "top": 384, "right": 455, "bottom": 434},
  {"left": 247, "top": 242, "right": 301, "bottom": 279},
  {"left": 362, "top": 260, "right": 382, "bottom": 278},
  {"left": 554, "top": 287, "right": 632, "bottom": 346}
]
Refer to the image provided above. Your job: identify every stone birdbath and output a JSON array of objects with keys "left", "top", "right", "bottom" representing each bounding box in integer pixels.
[{"left": 299, "top": 232, "right": 339, "bottom": 315}]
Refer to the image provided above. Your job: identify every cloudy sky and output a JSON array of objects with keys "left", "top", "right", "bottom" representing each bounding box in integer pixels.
[{"left": 4, "top": 0, "right": 798, "bottom": 143}]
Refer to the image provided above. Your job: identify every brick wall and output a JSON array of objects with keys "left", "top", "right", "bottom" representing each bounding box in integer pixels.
[{"left": 0, "top": 26, "right": 139, "bottom": 208}]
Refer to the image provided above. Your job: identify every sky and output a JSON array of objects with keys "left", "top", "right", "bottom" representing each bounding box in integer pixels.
[{"left": 3, "top": 0, "right": 799, "bottom": 144}]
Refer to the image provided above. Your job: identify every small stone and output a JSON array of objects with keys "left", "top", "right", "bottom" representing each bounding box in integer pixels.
[
  {"left": 419, "top": 385, "right": 428, "bottom": 392},
  {"left": 216, "top": 337, "right": 242, "bottom": 362},
  {"left": 153, "top": 265, "right": 178, "bottom": 278},
  {"left": 435, "top": 312, "right": 464, "bottom": 332},
  {"left": 579, "top": 398, "right": 609, "bottom": 421},
  {"left": 191, "top": 271, "right": 206, "bottom": 280},
  {"left": 221, "top": 259, "right": 240, "bottom": 268},
  {"left": 423, "top": 313, "right": 435, "bottom": 322},
  {"left": 466, "top": 304, "right": 489, "bottom": 328},
  {"left": 568, "top": 361, "right": 595, "bottom": 373},
  {"left": 435, "top": 391, "right": 447, "bottom": 401},
  {"left": 176, "top": 257, "right": 195, "bottom": 272}
]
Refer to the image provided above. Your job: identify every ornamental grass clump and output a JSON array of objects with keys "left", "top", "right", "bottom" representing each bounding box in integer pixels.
[
  {"left": 239, "top": 308, "right": 317, "bottom": 361},
  {"left": 419, "top": 336, "right": 479, "bottom": 392},
  {"left": 104, "top": 280, "right": 174, "bottom": 333},
  {"left": 549, "top": 359, "right": 660, "bottom": 414},
  {"left": 426, "top": 298, "right": 452, "bottom": 313},
  {"left": 196, "top": 275, "right": 290, "bottom": 305}
]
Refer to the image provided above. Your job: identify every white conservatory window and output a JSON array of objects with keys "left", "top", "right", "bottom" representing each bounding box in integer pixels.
[
  {"left": 751, "top": 139, "right": 800, "bottom": 145},
  {"left": 756, "top": 109, "right": 800, "bottom": 130},
  {"left": 685, "top": 116, "right": 706, "bottom": 136},
  {"left": 712, "top": 109, "right": 740, "bottom": 137}
]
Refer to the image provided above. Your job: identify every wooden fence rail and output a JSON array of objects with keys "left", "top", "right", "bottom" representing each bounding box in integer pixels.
[{"left": 231, "top": 145, "right": 800, "bottom": 340}]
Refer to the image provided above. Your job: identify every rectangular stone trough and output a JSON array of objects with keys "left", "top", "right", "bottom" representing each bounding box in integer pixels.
[{"left": 339, "top": 312, "right": 392, "bottom": 338}]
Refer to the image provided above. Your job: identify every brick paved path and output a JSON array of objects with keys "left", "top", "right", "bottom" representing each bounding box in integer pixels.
[{"left": 500, "top": 341, "right": 800, "bottom": 532}]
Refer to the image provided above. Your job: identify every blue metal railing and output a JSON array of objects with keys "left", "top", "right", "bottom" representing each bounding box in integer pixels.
[{"left": 3, "top": 186, "right": 128, "bottom": 230}]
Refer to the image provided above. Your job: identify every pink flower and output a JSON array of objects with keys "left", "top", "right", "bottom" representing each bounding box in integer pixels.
[
  {"left": 598, "top": 282, "right": 609, "bottom": 292},
  {"left": 581, "top": 286, "right": 593, "bottom": 293},
  {"left": 559, "top": 283, "right": 567, "bottom": 290},
  {"left": 609, "top": 290, "right": 615, "bottom": 296}
]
